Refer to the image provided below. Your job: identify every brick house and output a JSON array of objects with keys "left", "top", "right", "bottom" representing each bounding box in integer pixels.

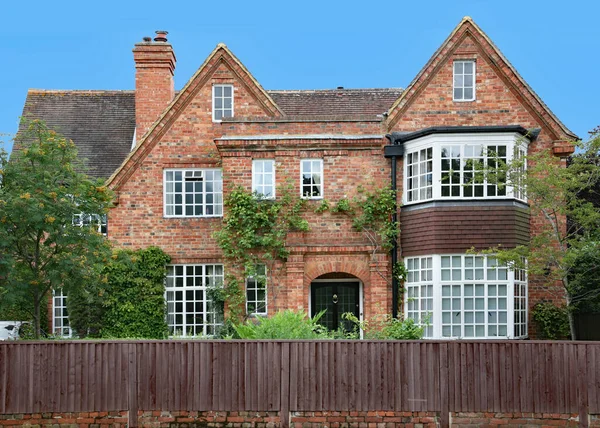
[{"left": 19, "top": 17, "right": 576, "bottom": 339}]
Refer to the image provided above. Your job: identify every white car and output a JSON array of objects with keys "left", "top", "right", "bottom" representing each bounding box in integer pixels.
[{"left": 0, "top": 321, "right": 29, "bottom": 341}]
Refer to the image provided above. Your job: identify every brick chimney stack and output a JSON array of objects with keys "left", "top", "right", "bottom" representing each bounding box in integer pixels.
[{"left": 133, "top": 30, "right": 176, "bottom": 143}]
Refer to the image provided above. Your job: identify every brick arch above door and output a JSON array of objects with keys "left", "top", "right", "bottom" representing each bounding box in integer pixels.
[{"left": 303, "top": 254, "right": 371, "bottom": 288}]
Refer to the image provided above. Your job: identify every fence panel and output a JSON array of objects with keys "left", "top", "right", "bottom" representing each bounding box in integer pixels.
[{"left": 1, "top": 340, "right": 599, "bottom": 420}]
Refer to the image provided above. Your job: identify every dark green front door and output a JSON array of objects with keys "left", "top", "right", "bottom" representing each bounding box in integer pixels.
[{"left": 311, "top": 282, "right": 360, "bottom": 331}]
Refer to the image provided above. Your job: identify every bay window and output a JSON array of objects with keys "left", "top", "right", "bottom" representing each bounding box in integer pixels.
[
  {"left": 403, "top": 132, "right": 527, "bottom": 204},
  {"left": 405, "top": 254, "right": 528, "bottom": 339}
]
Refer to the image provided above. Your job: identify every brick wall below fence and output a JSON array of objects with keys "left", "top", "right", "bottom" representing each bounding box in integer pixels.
[{"left": 1, "top": 411, "right": 599, "bottom": 427}]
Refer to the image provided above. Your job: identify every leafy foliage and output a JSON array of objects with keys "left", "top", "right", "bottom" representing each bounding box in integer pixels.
[
  {"left": 213, "top": 186, "right": 308, "bottom": 322},
  {"left": 99, "top": 246, "right": 171, "bottom": 339},
  {"left": 477, "top": 130, "right": 600, "bottom": 339},
  {"left": 332, "top": 186, "right": 398, "bottom": 251},
  {"left": 233, "top": 309, "right": 330, "bottom": 339},
  {"left": 342, "top": 312, "right": 424, "bottom": 340},
  {"left": 0, "top": 120, "right": 113, "bottom": 337},
  {"left": 531, "top": 302, "right": 570, "bottom": 340}
]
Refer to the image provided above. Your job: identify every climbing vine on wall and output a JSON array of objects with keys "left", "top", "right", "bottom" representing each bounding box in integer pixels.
[
  {"left": 213, "top": 185, "right": 309, "bottom": 324},
  {"left": 213, "top": 184, "right": 404, "bottom": 330}
]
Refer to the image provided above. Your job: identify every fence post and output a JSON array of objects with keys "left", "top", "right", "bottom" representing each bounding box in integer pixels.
[
  {"left": 280, "top": 342, "right": 290, "bottom": 428},
  {"left": 439, "top": 342, "right": 450, "bottom": 428},
  {"left": 577, "top": 344, "right": 589, "bottom": 428},
  {"left": 128, "top": 343, "right": 139, "bottom": 428}
]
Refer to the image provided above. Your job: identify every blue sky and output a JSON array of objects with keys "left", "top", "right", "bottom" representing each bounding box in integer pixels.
[{"left": 1, "top": 0, "right": 598, "bottom": 155}]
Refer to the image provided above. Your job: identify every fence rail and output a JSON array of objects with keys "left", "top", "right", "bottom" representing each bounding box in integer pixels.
[{"left": 1, "top": 340, "right": 599, "bottom": 427}]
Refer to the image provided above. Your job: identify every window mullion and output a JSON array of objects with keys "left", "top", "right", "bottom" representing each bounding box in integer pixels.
[
  {"left": 432, "top": 255, "right": 442, "bottom": 338},
  {"left": 507, "top": 269, "right": 515, "bottom": 339}
]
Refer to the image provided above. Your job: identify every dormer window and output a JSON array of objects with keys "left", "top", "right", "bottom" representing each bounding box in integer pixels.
[
  {"left": 212, "top": 84, "right": 234, "bottom": 122},
  {"left": 453, "top": 60, "right": 475, "bottom": 101}
]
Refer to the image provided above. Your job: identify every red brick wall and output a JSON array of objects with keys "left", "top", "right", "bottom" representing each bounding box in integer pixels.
[
  {"left": 108, "top": 23, "right": 574, "bottom": 335},
  {"left": 1, "top": 410, "right": 597, "bottom": 427}
]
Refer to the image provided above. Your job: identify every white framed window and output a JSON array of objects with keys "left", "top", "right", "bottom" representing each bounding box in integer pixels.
[
  {"left": 213, "top": 84, "right": 233, "bottom": 122},
  {"left": 404, "top": 254, "right": 528, "bottom": 339},
  {"left": 52, "top": 289, "right": 72, "bottom": 338},
  {"left": 164, "top": 169, "right": 223, "bottom": 217},
  {"left": 73, "top": 213, "right": 107, "bottom": 235},
  {"left": 301, "top": 159, "right": 323, "bottom": 199},
  {"left": 403, "top": 133, "right": 528, "bottom": 205},
  {"left": 165, "top": 264, "right": 224, "bottom": 337},
  {"left": 246, "top": 264, "right": 267, "bottom": 316},
  {"left": 513, "top": 261, "right": 528, "bottom": 338},
  {"left": 441, "top": 144, "right": 507, "bottom": 198},
  {"left": 252, "top": 159, "right": 275, "bottom": 199},
  {"left": 406, "top": 147, "right": 433, "bottom": 202},
  {"left": 406, "top": 257, "right": 433, "bottom": 337},
  {"left": 453, "top": 60, "right": 475, "bottom": 101}
]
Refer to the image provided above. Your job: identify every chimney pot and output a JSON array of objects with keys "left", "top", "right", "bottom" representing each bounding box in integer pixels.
[
  {"left": 143, "top": 36, "right": 152, "bottom": 42},
  {"left": 154, "top": 30, "right": 168, "bottom": 42},
  {"left": 337, "top": 86, "right": 344, "bottom": 90}
]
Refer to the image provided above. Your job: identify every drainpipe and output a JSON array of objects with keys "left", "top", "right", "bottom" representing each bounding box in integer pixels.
[{"left": 384, "top": 133, "right": 405, "bottom": 319}]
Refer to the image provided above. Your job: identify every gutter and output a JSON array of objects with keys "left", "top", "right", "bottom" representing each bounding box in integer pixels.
[{"left": 384, "top": 133, "right": 405, "bottom": 319}]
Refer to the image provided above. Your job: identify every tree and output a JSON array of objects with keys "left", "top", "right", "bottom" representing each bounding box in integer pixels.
[
  {"left": 480, "top": 129, "right": 600, "bottom": 339},
  {"left": 0, "top": 120, "right": 113, "bottom": 338}
]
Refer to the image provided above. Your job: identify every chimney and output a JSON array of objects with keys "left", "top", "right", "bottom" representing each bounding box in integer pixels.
[{"left": 133, "top": 30, "right": 176, "bottom": 143}]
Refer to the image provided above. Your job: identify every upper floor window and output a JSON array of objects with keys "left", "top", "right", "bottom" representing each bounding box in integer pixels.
[
  {"left": 164, "top": 169, "right": 223, "bottom": 217},
  {"left": 453, "top": 60, "right": 475, "bottom": 101},
  {"left": 301, "top": 159, "right": 323, "bottom": 199},
  {"left": 213, "top": 84, "right": 233, "bottom": 122},
  {"left": 252, "top": 159, "right": 275, "bottom": 199},
  {"left": 403, "top": 133, "right": 528, "bottom": 205}
]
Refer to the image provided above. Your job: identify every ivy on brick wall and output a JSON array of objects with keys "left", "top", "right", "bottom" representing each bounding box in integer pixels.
[
  {"left": 213, "top": 185, "right": 309, "bottom": 325},
  {"left": 68, "top": 246, "right": 171, "bottom": 339},
  {"left": 213, "top": 184, "right": 404, "bottom": 334}
]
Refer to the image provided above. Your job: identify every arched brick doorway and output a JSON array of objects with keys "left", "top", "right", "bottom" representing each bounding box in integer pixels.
[{"left": 310, "top": 272, "right": 362, "bottom": 332}]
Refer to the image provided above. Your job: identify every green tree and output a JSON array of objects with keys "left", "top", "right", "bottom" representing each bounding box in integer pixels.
[
  {"left": 0, "top": 120, "right": 113, "bottom": 338},
  {"left": 480, "top": 129, "right": 600, "bottom": 339}
]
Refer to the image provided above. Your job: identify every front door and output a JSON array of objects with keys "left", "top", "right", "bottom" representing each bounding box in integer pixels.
[{"left": 311, "top": 281, "right": 360, "bottom": 331}]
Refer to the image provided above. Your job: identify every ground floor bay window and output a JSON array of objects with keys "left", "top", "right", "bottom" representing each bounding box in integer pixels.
[
  {"left": 405, "top": 254, "right": 527, "bottom": 339},
  {"left": 165, "top": 264, "right": 224, "bottom": 337}
]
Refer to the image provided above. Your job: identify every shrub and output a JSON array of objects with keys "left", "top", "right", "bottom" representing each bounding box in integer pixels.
[
  {"left": 233, "top": 309, "right": 329, "bottom": 339},
  {"left": 532, "top": 302, "right": 570, "bottom": 340},
  {"left": 342, "top": 312, "right": 424, "bottom": 340},
  {"left": 101, "top": 246, "right": 171, "bottom": 339}
]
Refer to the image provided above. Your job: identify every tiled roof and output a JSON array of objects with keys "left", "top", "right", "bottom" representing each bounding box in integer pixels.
[
  {"left": 16, "top": 87, "right": 401, "bottom": 179},
  {"left": 18, "top": 90, "right": 136, "bottom": 179},
  {"left": 268, "top": 88, "right": 403, "bottom": 117}
]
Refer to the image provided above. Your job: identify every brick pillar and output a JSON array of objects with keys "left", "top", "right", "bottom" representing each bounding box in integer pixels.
[
  {"left": 132, "top": 30, "right": 176, "bottom": 143},
  {"left": 284, "top": 253, "right": 306, "bottom": 313},
  {"left": 366, "top": 252, "right": 391, "bottom": 319}
]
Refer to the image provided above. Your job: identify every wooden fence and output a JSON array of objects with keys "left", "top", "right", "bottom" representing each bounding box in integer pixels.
[{"left": 1, "top": 340, "right": 599, "bottom": 427}]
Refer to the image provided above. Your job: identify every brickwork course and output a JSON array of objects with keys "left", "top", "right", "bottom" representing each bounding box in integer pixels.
[
  {"left": 1, "top": 410, "right": 599, "bottom": 427},
  {"left": 18, "top": 17, "right": 577, "bottom": 338}
]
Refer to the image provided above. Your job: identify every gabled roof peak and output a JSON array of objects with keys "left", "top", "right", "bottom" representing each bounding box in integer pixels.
[{"left": 216, "top": 42, "right": 227, "bottom": 48}]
